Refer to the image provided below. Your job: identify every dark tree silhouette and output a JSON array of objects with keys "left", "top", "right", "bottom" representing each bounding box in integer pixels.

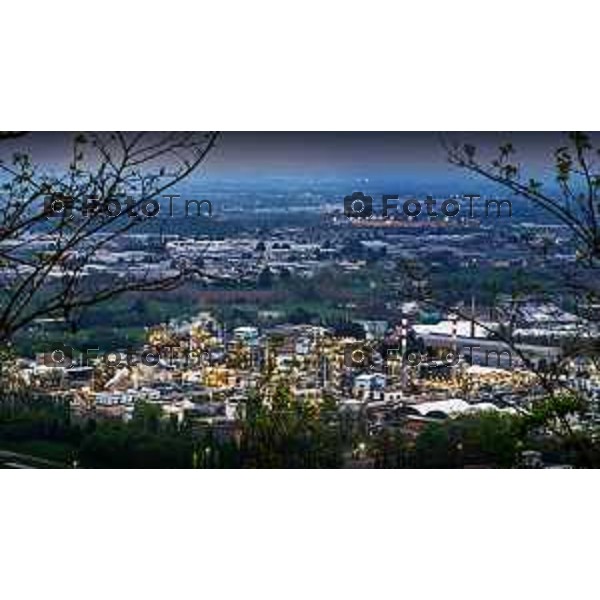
[
  {"left": 385, "top": 133, "right": 600, "bottom": 464},
  {"left": 445, "top": 132, "right": 600, "bottom": 262},
  {"left": 429, "top": 133, "right": 600, "bottom": 461},
  {"left": 0, "top": 132, "right": 218, "bottom": 343},
  {"left": 443, "top": 132, "right": 600, "bottom": 366}
]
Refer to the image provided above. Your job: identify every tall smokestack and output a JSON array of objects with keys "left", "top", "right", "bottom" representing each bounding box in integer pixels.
[
  {"left": 401, "top": 317, "right": 408, "bottom": 389},
  {"left": 451, "top": 313, "right": 458, "bottom": 351},
  {"left": 471, "top": 294, "right": 476, "bottom": 339}
]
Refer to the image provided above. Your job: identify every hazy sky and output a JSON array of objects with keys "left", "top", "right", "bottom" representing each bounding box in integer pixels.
[
  {"left": 0, "top": 131, "right": 570, "bottom": 183},
  {"left": 208, "top": 132, "right": 563, "bottom": 176}
]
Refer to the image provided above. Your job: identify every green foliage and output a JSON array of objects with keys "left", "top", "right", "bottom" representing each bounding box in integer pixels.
[
  {"left": 415, "top": 412, "right": 522, "bottom": 468},
  {"left": 257, "top": 267, "right": 274, "bottom": 289},
  {"left": 237, "top": 385, "right": 344, "bottom": 468},
  {"left": 371, "top": 428, "right": 407, "bottom": 468},
  {"left": 522, "top": 394, "right": 586, "bottom": 431},
  {"left": 4, "top": 390, "right": 596, "bottom": 469},
  {"left": 79, "top": 424, "right": 192, "bottom": 469},
  {"left": 132, "top": 401, "right": 163, "bottom": 435}
]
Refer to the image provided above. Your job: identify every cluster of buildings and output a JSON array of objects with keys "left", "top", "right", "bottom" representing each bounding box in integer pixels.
[
  {"left": 0, "top": 196, "right": 580, "bottom": 291},
  {"left": 11, "top": 294, "right": 600, "bottom": 443},
  {"left": 3, "top": 193, "right": 600, "bottom": 453}
]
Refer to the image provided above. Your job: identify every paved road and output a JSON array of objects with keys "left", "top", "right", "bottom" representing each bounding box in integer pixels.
[{"left": 0, "top": 449, "right": 66, "bottom": 469}]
